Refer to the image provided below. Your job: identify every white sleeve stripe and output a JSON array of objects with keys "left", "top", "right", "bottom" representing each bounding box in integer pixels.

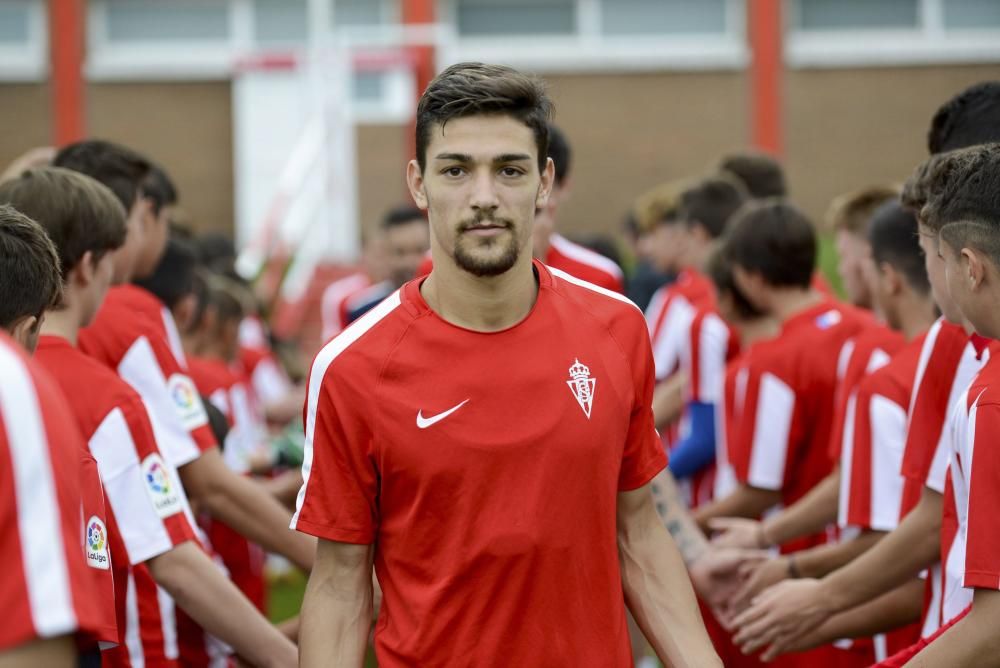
[
  {"left": 837, "top": 396, "right": 858, "bottom": 527},
  {"left": 161, "top": 307, "right": 187, "bottom": 369},
  {"left": 0, "top": 345, "right": 78, "bottom": 637},
  {"left": 747, "top": 372, "right": 795, "bottom": 491},
  {"left": 548, "top": 266, "right": 639, "bottom": 312},
  {"left": 549, "top": 234, "right": 624, "bottom": 279},
  {"left": 89, "top": 409, "right": 175, "bottom": 565},
  {"left": 291, "top": 290, "right": 403, "bottom": 530},
  {"left": 869, "top": 394, "right": 907, "bottom": 531},
  {"left": 906, "top": 318, "right": 942, "bottom": 421},
  {"left": 696, "top": 314, "right": 730, "bottom": 403},
  {"left": 837, "top": 340, "right": 856, "bottom": 382},
  {"left": 124, "top": 572, "right": 143, "bottom": 664}
]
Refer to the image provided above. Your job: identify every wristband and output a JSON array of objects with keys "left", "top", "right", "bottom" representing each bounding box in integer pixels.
[{"left": 787, "top": 555, "right": 801, "bottom": 579}]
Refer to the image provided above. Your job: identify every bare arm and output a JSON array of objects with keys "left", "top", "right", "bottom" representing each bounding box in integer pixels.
[
  {"left": 0, "top": 636, "right": 76, "bottom": 668},
  {"left": 148, "top": 541, "right": 296, "bottom": 668},
  {"left": 300, "top": 540, "right": 374, "bottom": 668},
  {"left": 178, "top": 447, "right": 315, "bottom": 571},
  {"left": 618, "top": 484, "right": 721, "bottom": 668},
  {"left": 649, "top": 468, "right": 709, "bottom": 565},
  {"left": 652, "top": 372, "right": 686, "bottom": 429},
  {"left": 907, "top": 589, "right": 1000, "bottom": 667},
  {"left": 693, "top": 484, "right": 781, "bottom": 532}
]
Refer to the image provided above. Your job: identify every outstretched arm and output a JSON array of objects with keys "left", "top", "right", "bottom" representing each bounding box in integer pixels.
[
  {"left": 618, "top": 483, "right": 721, "bottom": 668},
  {"left": 907, "top": 589, "right": 1000, "bottom": 667}
]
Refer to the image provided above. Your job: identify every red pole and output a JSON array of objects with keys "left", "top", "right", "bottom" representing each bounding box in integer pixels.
[
  {"left": 48, "top": 0, "right": 86, "bottom": 146},
  {"left": 402, "top": 0, "right": 436, "bottom": 160},
  {"left": 748, "top": 0, "right": 783, "bottom": 156}
]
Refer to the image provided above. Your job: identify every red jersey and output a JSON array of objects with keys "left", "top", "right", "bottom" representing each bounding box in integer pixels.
[
  {"left": 644, "top": 268, "right": 715, "bottom": 381},
  {"left": 320, "top": 272, "right": 372, "bottom": 341},
  {"left": 940, "top": 343, "right": 1000, "bottom": 635},
  {"left": 545, "top": 233, "right": 624, "bottom": 293},
  {"left": 840, "top": 336, "right": 925, "bottom": 532},
  {"left": 0, "top": 334, "right": 106, "bottom": 651},
  {"left": 36, "top": 336, "right": 200, "bottom": 667},
  {"left": 730, "top": 300, "right": 870, "bottom": 550},
  {"left": 79, "top": 285, "right": 216, "bottom": 469},
  {"left": 292, "top": 261, "right": 665, "bottom": 667}
]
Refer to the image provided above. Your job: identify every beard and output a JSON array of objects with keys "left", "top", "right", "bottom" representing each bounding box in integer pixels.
[{"left": 453, "top": 213, "right": 520, "bottom": 277}]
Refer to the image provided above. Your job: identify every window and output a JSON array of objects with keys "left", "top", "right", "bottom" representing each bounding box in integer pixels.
[
  {"left": 600, "top": 0, "right": 728, "bottom": 36},
  {"left": 333, "top": 0, "right": 391, "bottom": 28},
  {"left": 943, "top": 0, "right": 1000, "bottom": 29},
  {"left": 0, "top": 0, "right": 45, "bottom": 80},
  {"left": 455, "top": 0, "right": 576, "bottom": 36},
  {"left": 253, "top": 0, "right": 307, "bottom": 45},
  {"left": 793, "top": 0, "right": 919, "bottom": 31},
  {"left": 103, "top": 0, "right": 231, "bottom": 42},
  {"left": 0, "top": 0, "right": 32, "bottom": 44}
]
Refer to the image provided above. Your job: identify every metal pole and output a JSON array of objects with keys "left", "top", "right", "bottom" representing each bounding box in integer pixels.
[
  {"left": 748, "top": 0, "right": 783, "bottom": 155},
  {"left": 49, "top": 0, "right": 86, "bottom": 145}
]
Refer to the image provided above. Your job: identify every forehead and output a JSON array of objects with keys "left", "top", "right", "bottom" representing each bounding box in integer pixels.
[{"left": 427, "top": 114, "right": 538, "bottom": 161}]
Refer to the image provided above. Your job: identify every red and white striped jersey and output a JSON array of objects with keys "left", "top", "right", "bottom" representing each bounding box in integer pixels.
[
  {"left": 0, "top": 333, "right": 107, "bottom": 652},
  {"left": 35, "top": 336, "right": 200, "bottom": 667},
  {"left": 79, "top": 285, "right": 217, "bottom": 469},
  {"left": 715, "top": 355, "right": 749, "bottom": 500},
  {"left": 730, "top": 300, "right": 870, "bottom": 552},
  {"left": 839, "top": 334, "right": 925, "bottom": 532},
  {"left": 545, "top": 234, "right": 624, "bottom": 294},
  {"left": 320, "top": 272, "right": 372, "bottom": 342},
  {"left": 938, "top": 342, "right": 1000, "bottom": 638},
  {"left": 644, "top": 269, "right": 716, "bottom": 381}
]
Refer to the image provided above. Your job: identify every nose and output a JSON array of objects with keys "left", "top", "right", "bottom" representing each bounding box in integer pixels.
[{"left": 469, "top": 170, "right": 499, "bottom": 213}]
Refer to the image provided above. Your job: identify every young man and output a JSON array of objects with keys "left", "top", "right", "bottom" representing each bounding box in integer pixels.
[
  {"left": 294, "top": 62, "right": 719, "bottom": 668},
  {"left": 320, "top": 235, "right": 384, "bottom": 341},
  {"left": 718, "top": 152, "right": 786, "bottom": 200},
  {"left": 905, "top": 142, "right": 1000, "bottom": 666},
  {"left": 0, "top": 205, "right": 107, "bottom": 667},
  {"left": 727, "top": 81, "right": 1000, "bottom": 662},
  {"left": 53, "top": 140, "right": 316, "bottom": 577},
  {"left": 0, "top": 167, "right": 298, "bottom": 668}
]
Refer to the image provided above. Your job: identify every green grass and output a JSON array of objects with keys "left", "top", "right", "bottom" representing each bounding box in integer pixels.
[{"left": 817, "top": 234, "right": 845, "bottom": 300}]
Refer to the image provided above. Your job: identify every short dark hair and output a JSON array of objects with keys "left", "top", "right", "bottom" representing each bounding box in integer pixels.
[
  {"left": 909, "top": 143, "right": 1000, "bottom": 234},
  {"left": 547, "top": 123, "right": 571, "bottom": 187},
  {"left": 143, "top": 164, "right": 178, "bottom": 216},
  {"left": 0, "top": 167, "right": 127, "bottom": 282},
  {"left": 415, "top": 62, "right": 552, "bottom": 174},
  {"left": 928, "top": 81, "right": 1000, "bottom": 154},
  {"left": 724, "top": 200, "right": 817, "bottom": 288},
  {"left": 53, "top": 139, "right": 151, "bottom": 212},
  {"left": 135, "top": 237, "right": 198, "bottom": 309},
  {"left": 939, "top": 219, "right": 1000, "bottom": 268},
  {"left": 0, "top": 204, "right": 62, "bottom": 328},
  {"left": 194, "top": 232, "right": 237, "bottom": 276},
  {"left": 381, "top": 205, "right": 427, "bottom": 230},
  {"left": 706, "top": 244, "right": 763, "bottom": 320},
  {"left": 867, "top": 201, "right": 929, "bottom": 295},
  {"left": 678, "top": 176, "right": 747, "bottom": 238},
  {"left": 825, "top": 185, "right": 900, "bottom": 235},
  {"left": 719, "top": 152, "right": 787, "bottom": 199}
]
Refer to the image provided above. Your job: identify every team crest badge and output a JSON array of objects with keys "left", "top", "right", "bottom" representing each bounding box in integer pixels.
[{"left": 567, "top": 358, "right": 596, "bottom": 419}]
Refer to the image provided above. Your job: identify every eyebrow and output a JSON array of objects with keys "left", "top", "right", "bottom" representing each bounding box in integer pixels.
[{"left": 433, "top": 152, "right": 533, "bottom": 163}]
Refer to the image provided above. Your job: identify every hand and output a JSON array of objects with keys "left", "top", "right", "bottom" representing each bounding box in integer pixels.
[
  {"left": 732, "top": 578, "right": 832, "bottom": 661},
  {"left": 709, "top": 517, "right": 766, "bottom": 550},
  {"left": 689, "top": 547, "right": 768, "bottom": 625},
  {"left": 731, "top": 556, "right": 789, "bottom": 613}
]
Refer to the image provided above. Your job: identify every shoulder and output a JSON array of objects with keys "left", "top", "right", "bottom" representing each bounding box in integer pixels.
[
  {"left": 547, "top": 235, "right": 624, "bottom": 280},
  {"left": 547, "top": 265, "right": 642, "bottom": 325}
]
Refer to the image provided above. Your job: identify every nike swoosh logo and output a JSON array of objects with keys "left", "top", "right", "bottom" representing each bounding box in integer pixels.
[{"left": 416, "top": 399, "right": 470, "bottom": 429}]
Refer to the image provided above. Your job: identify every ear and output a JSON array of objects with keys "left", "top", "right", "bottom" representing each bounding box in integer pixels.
[
  {"left": 689, "top": 222, "right": 711, "bottom": 245},
  {"left": 406, "top": 160, "right": 428, "bottom": 210},
  {"left": 963, "top": 248, "right": 986, "bottom": 291},
  {"left": 172, "top": 293, "right": 198, "bottom": 332},
  {"left": 880, "top": 261, "right": 904, "bottom": 296},
  {"left": 535, "top": 157, "right": 555, "bottom": 210},
  {"left": 75, "top": 250, "right": 97, "bottom": 287},
  {"left": 9, "top": 314, "right": 41, "bottom": 353}
]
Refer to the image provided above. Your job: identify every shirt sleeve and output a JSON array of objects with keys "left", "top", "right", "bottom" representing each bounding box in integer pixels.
[
  {"left": 685, "top": 312, "right": 730, "bottom": 405},
  {"left": 731, "top": 364, "right": 797, "bottom": 491},
  {"left": 618, "top": 311, "right": 668, "bottom": 491},
  {"left": 291, "top": 359, "right": 380, "bottom": 544},
  {"left": 844, "top": 391, "right": 907, "bottom": 531},
  {"left": 962, "top": 401, "right": 1000, "bottom": 590},
  {"left": 88, "top": 398, "right": 197, "bottom": 566}
]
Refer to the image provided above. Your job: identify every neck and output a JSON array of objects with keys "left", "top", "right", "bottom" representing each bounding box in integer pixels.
[
  {"left": 39, "top": 302, "right": 85, "bottom": 345},
  {"left": 739, "top": 316, "right": 780, "bottom": 348},
  {"left": 970, "top": 286, "right": 1000, "bottom": 339},
  {"left": 894, "top": 293, "right": 939, "bottom": 341},
  {"left": 680, "top": 243, "right": 711, "bottom": 275},
  {"left": 767, "top": 287, "right": 823, "bottom": 324},
  {"left": 421, "top": 251, "right": 538, "bottom": 332}
]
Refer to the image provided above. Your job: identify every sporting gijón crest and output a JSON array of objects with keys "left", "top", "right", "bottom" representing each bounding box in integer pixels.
[{"left": 567, "top": 358, "right": 596, "bottom": 419}]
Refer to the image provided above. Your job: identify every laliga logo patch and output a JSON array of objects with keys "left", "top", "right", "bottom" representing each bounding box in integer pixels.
[
  {"left": 86, "top": 516, "right": 110, "bottom": 570},
  {"left": 815, "top": 310, "right": 842, "bottom": 330},
  {"left": 142, "top": 454, "right": 183, "bottom": 519},
  {"left": 167, "top": 374, "right": 209, "bottom": 430},
  {"left": 567, "top": 358, "right": 597, "bottom": 419}
]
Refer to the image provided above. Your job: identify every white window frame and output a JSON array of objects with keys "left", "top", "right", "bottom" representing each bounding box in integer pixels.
[
  {"left": 441, "top": 0, "right": 748, "bottom": 73},
  {"left": 0, "top": 0, "right": 48, "bottom": 81},
  {"left": 787, "top": 0, "right": 1000, "bottom": 68}
]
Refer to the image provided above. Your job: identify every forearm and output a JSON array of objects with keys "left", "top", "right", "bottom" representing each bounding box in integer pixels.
[
  {"left": 652, "top": 373, "right": 686, "bottom": 429},
  {"left": 149, "top": 542, "right": 296, "bottom": 668},
  {"left": 649, "top": 469, "right": 709, "bottom": 566},
  {"left": 761, "top": 470, "right": 840, "bottom": 547},
  {"left": 795, "top": 529, "right": 883, "bottom": 579},
  {"left": 0, "top": 635, "right": 76, "bottom": 668},
  {"left": 821, "top": 489, "right": 941, "bottom": 614},
  {"left": 256, "top": 470, "right": 303, "bottom": 509},
  {"left": 694, "top": 484, "right": 780, "bottom": 532},
  {"left": 804, "top": 579, "right": 923, "bottom": 649},
  {"left": 907, "top": 590, "right": 1000, "bottom": 667},
  {"left": 619, "top": 508, "right": 721, "bottom": 666},
  {"left": 181, "top": 450, "right": 315, "bottom": 571},
  {"left": 300, "top": 544, "right": 374, "bottom": 668}
]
